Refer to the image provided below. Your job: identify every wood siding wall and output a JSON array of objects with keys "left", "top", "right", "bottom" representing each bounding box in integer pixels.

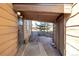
[
  {"left": 66, "top": 3, "right": 79, "bottom": 55},
  {"left": 0, "top": 4, "right": 18, "bottom": 56}
]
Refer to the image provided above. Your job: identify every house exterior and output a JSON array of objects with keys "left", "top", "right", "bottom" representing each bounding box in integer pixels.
[{"left": 0, "top": 3, "right": 78, "bottom": 56}]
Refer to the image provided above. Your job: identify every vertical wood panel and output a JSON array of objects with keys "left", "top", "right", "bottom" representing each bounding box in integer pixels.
[
  {"left": 55, "top": 15, "right": 65, "bottom": 55},
  {"left": 24, "top": 20, "right": 29, "bottom": 44}
]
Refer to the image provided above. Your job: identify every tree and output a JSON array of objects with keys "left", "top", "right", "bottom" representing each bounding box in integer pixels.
[{"left": 35, "top": 22, "right": 50, "bottom": 32}]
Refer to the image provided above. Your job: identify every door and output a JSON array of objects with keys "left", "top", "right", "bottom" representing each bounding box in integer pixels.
[{"left": 18, "top": 17, "right": 24, "bottom": 47}]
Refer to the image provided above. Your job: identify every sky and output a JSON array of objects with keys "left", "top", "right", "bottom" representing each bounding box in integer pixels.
[{"left": 32, "top": 21, "right": 40, "bottom": 27}]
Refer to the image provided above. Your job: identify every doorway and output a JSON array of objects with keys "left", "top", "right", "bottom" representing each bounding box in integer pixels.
[{"left": 18, "top": 17, "right": 24, "bottom": 48}]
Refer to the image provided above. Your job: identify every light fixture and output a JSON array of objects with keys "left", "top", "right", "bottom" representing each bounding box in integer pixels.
[{"left": 17, "top": 12, "right": 21, "bottom": 16}]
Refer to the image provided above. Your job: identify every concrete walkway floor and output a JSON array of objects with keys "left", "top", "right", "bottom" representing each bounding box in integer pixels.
[
  {"left": 18, "top": 42, "right": 60, "bottom": 56},
  {"left": 17, "top": 36, "right": 60, "bottom": 56},
  {"left": 38, "top": 36, "right": 60, "bottom": 56},
  {"left": 23, "top": 42, "right": 47, "bottom": 56}
]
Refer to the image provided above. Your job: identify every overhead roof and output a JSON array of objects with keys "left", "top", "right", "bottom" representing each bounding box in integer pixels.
[{"left": 13, "top": 3, "right": 72, "bottom": 22}]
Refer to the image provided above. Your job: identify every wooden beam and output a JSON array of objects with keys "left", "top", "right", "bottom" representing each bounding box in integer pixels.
[
  {"left": 56, "top": 13, "right": 64, "bottom": 22},
  {"left": 13, "top": 4, "right": 72, "bottom": 13},
  {"left": 21, "top": 11, "right": 59, "bottom": 23}
]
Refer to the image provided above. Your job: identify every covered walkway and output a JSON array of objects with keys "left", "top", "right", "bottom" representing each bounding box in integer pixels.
[
  {"left": 17, "top": 36, "right": 60, "bottom": 56},
  {"left": 0, "top": 3, "right": 76, "bottom": 56}
]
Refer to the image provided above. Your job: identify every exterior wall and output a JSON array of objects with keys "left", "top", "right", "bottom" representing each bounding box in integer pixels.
[
  {"left": 53, "top": 23, "right": 58, "bottom": 48},
  {"left": 26, "top": 20, "right": 32, "bottom": 35},
  {"left": 24, "top": 20, "right": 32, "bottom": 44},
  {"left": 55, "top": 15, "right": 65, "bottom": 55},
  {"left": 0, "top": 4, "right": 18, "bottom": 55},
  {"left": 54, "top": 14, "right": 70, "bottom": 56},
  {"left": 66, "top": 3, "right": 79, "bottom": 55}
]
